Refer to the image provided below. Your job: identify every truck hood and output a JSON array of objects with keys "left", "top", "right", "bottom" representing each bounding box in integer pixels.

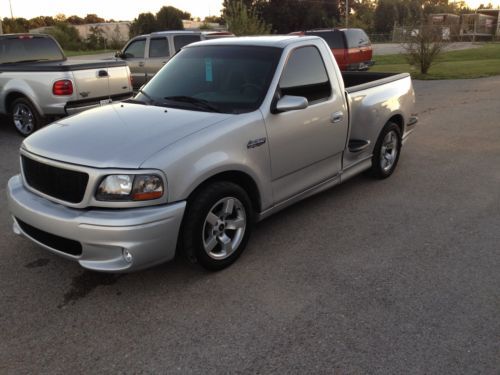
[{"left": 22, "top": 103, "right": 232, "bottom": 169}]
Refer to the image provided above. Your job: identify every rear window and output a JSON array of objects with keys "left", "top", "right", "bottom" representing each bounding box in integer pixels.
[
  {"left": 173, "top": 35, "right": 202, "bottom": 53},
  {"left": 345, "top": 29, "right": 371, "bottom": 48},
  {"left": 305, "top": 31, "right": 345, "bottom": 49},
  {"left": 0, "top": 36, "right": 64, "bottom": 64}
]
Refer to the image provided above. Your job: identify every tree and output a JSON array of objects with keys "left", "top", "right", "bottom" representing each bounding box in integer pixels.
[
  {"left": 46, "top": 23, "right": 83, "bottom": 51},
  {"left": 54, "top": 14, "right": 67, "bottom": 23},
  {"left": 349, "top": 0, "right": 376, "bottom": 32},
  {"left": 86, "top": 26, "right": 106, "bottom": 50},
  {"left": 403, "top": 25, "right": 447, "bottom": 74},
  {"left": 224, "top": 0, "right": 271, "bottom": 36},
  {"left": 156, "top": 6, "right": 189, "bottom": 30},
  {"left": 204, "top": 15, "right": 223, "bottom": 24},
  {"left": 67, "top": 15, "right": 85, "bottom": 25},
  {"left": 129, "top": 12, "right": 157, "bottom": 37},
  {"left": 84, "top": 14, "right": 105, "bottom": 24}
]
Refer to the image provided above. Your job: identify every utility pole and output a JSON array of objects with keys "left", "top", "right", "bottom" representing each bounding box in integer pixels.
[
  {"left": 345, "top": 0, "right": 349, "bottom": 28},
  {"left": 0, "top": 18, "right": 3, "bottom": 35},
  {"left": 9, "top": 0, "right": 14, "bottom": 19}
]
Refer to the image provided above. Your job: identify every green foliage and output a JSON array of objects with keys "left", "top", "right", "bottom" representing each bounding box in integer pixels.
[
  {"left": 156, "top": 6, "right": 188, "bottom": 30},
  {"left": 85, "top": 26, "right": 106, "bottom": 50},
  {"left": 1, "top": 17, "right": 30, "bottom": 33},
  {"left": 222, "top": 0, "right": 341, "bottom": 34},
  {"left": 403, "top": 25, "right": 446, "bottom": 74},
  {"left": 371, "top": 43, "right": 500, "bottom": 79},
  {"left": 46, "top": 23, "right": 83, "bottom": 51},
  {"left": 224, "top": 0, "right": 271, "bottom": 36},
  {"left": 129, "top": 6, "right": 189, "bottom": 37},
  {"left": 129, "top": 13, "right": 157, "bottom": 37}
]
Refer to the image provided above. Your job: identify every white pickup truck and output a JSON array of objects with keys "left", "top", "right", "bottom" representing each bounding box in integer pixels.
[
  {"left": 0, "top": 33, "right": 133, "bottom": 135},
  {"left": 7, "top": 36, "right": 417, "bottom": 272}
]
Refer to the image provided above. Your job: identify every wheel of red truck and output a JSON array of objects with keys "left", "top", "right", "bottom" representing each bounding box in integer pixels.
[
  {"left": 182, "top": 181, "right": 254, "bottom": 270},
  {"left": 368, "top": 121, "right": 402, "bottom": 179},
  {"left": 11, "top": 98, "right": 43, "bottom": 136}
]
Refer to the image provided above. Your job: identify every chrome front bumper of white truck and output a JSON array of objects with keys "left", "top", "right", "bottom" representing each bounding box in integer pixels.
[{"left": 7, "top": 175, "right": 186, "bottom": 273}]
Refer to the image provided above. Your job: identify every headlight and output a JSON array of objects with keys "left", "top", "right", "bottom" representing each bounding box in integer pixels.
[{"left": 96, "top": 174, "right": 164, "bottom": 201}]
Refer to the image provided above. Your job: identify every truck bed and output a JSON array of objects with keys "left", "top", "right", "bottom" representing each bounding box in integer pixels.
[
  {"left": 342, "top": 72, "right": 410, "bottom": 93},
  {"left": 0, "top": 59, "right": 128, "bottom": 72}
]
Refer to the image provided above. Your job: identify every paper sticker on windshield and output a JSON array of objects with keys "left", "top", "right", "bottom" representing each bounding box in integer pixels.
[{"left": 205, "top": 58, "right": 213, "bottom": 82}]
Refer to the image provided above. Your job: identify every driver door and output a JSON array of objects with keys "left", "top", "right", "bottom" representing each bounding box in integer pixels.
[{"left": 265, "top": 46, "right": 349, "bottom": 203}]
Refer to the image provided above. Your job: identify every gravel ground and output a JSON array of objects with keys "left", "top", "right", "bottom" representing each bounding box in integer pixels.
[{"left": 1, "top": 77, "right": 499, "bottom": 373}]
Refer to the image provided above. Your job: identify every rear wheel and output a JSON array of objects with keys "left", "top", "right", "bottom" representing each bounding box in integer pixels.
[
  {"left": 181, "top": 181, "right": 254, "bottom": 270},
  {"left": 11, "top": 98, "right": 43, "bottom": 136},
  {"left": 367, "top": 122, "right": 402, "bottom": 179}
]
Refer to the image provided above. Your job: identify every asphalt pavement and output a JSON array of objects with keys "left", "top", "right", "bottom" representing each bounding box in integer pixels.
[{"left": 1, "top": 77, "right": 499, "bottom": 373}]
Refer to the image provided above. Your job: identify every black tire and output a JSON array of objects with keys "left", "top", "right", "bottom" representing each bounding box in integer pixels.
[
  {"left": 181, "top": 181, "right": 254, "bottom": 271},
  {"left": 367, "top": 121, "right": 402, "bottom": 179},
  {"left": 10, "top": 97, "right": 44, "bottom": 136}
]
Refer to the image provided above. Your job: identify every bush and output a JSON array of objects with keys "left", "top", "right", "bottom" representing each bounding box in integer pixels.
[{"left": 46, "top": 23, "right": 84, "bottom": 51}]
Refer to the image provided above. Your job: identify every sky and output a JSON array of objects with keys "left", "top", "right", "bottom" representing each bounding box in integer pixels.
[
  {"left": 0, "top": 0, "right": 499, "bottom": 21},
  {"left": 0, "top": 0, "right": 224, "bottom": 21}
]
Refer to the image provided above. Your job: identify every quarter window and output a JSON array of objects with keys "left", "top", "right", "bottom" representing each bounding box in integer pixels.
[
  {"left": 280, "top": 46, "right": 332, "bottom": 102},
  {"left": 173, "top": 35, "right": 202, "bottom": 53}
]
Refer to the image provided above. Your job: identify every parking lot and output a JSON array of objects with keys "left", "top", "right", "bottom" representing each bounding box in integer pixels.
[{"left": 1, "top": 77, "right": 499, "bottom": 373}]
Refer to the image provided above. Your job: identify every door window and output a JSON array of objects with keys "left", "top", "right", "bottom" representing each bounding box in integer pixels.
[
  {"left": 149, "top": 38, "right": 170, "bottom": 58},
  {"left": 123, "top": 39, "right": 146, "bottom": 58},
  {"left": 173, "top": 35, "right": 202, "bottom": 53},
  {"left": 280, "top": 46, "right": 332, "bottom": 102}
]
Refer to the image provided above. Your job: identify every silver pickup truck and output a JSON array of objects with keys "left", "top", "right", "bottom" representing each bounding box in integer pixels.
[
  {"left": 7, "top": 36, "right": 417, "bottom": 272},
  {"left": 0, "top": 34, "right": 133, "bottom": 135}
]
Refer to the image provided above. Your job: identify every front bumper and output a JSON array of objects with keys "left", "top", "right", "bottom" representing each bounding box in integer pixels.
[{"left": 7, "top": 175, "right": 186, "bottom": 272}]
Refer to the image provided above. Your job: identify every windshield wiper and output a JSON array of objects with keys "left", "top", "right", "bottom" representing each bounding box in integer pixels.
[
  {"left": 123, "top": 98, "right": 147, "bottom": 105},
  {"left": 137, "top": 89, "right": 159, "bottom": 105},
  {"left": 163, "top": 96, "right": 222, "bottom": 113}
]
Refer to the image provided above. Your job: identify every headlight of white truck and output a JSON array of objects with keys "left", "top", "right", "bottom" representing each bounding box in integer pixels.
[{"left": 96, "top": 174, "right": 164, "bottom": 201}]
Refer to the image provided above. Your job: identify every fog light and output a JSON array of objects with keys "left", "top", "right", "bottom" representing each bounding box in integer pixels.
[{"left": 123, "top": 249, "right": 133, "bottom": 263}]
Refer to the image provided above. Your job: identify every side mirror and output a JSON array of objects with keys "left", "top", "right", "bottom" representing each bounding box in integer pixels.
[
  {"left": 115, "top": 51, "right": 124, "bottom": 59},
  {"left": 275, "top": 95, "right": 308, "bottom": 113}
]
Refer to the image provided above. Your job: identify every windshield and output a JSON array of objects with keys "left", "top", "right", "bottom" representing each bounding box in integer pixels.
[
  {"left": 0, "top": 36, "right": 65, "bottom": 64},
  {"left": 136, "top": 45, "right": 282, "bottom": 114}
]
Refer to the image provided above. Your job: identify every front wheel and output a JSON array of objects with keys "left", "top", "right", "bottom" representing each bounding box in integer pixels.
[
  {"left": 367, "top": 122, "right": 402, "bottom": 179},
  {"left": 11, "top": 98, "right": 43, "bottom": 136},
  {"left": 181, "top": 181, "right": 254, "bottom": 270}
]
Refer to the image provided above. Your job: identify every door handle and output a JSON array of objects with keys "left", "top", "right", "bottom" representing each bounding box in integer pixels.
[
  {"left": 138, "top": 62, "right": 145, "bottom": 67},
  {"left": 331, "top": 111, "right": 344, "bottom": 123}
]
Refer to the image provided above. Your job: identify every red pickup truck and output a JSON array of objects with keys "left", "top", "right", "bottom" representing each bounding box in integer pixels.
[{"left": 290, "top": 28, "right": 374, "bottom": 71}]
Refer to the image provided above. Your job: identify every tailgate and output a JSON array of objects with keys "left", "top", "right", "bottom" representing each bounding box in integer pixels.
[{"left": 72, "top": 64, "right": 132, "bottom": 101}]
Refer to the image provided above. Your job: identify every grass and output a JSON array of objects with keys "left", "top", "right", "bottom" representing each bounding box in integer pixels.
[
  {"left": 371, "top": 43, "right": 500, "bottom": 80},
  {"left": 64, "top": 49, "right": 114, "bottom": 57}
]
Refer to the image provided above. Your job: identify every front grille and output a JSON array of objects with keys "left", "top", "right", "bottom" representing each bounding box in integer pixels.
[
  {"left": 16, "top": 218, "right": 83, "bottom": 256},
  {"left": 22, "top": 155, "right": 89, "bottom": 204}
]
